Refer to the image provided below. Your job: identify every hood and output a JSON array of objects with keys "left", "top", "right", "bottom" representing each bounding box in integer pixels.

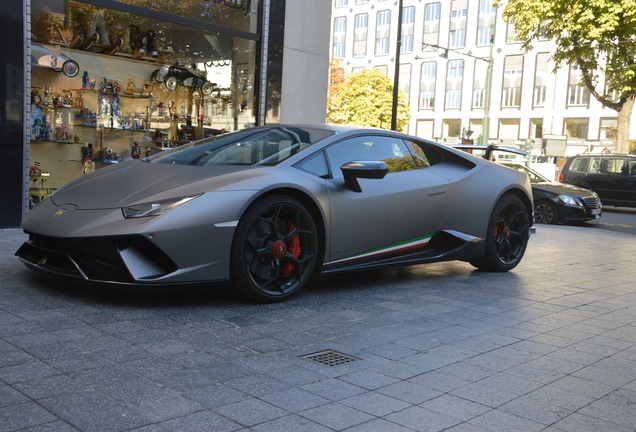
[
  {"left": 532, "top": 181, "right": 594, "bottom": 197},
  {"left": 51, "top": 160, "right": 256, "bottom": 209}
]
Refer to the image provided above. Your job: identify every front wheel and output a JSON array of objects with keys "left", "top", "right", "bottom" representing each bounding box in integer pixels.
[
  {"left": 470, "top": 194, "right": 530, "bottom": 272},
  {"left": 534, "top": 200, "right": 559, "bottom": 224},
  {"left": 230, "top": 195, "right": 319, "bottom": 302},
  {"left": 165, "top": 75, "right": 178, "bottom": 91}
]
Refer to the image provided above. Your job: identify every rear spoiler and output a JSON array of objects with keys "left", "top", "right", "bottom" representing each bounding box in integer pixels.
[{"left": 451, "top": 144, "right": 528, "bottom": 161}]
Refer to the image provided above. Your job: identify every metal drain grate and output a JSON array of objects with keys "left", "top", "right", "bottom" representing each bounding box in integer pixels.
[{"left": 301, "top": 350, "right": 360, "bottom": 367}]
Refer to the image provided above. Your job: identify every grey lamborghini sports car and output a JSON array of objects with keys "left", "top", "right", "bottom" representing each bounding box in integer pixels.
[{"left": 17, "top": 125, "right": 534, "bottom": 302}]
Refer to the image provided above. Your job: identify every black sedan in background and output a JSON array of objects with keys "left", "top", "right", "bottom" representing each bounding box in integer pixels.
[{"left": 503, "top": 163, "right": 602, "bottom": 224}]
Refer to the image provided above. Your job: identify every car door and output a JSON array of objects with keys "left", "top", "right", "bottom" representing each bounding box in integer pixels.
[
  {"left": 585, "top": 157, "right": 628, "bottom": 205},
  {"left": 323, "top": 135, "right": 450, "bottom": 265}
]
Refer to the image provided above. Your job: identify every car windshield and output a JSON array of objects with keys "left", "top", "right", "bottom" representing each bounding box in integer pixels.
[
  {"left": 504, "top": 163, "right": 551, "bottom": 184},
  {"left": 149, "top": 126, "right": 336, "bottom": 166}
]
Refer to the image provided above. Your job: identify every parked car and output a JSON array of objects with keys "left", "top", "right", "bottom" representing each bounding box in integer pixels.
[
  {"left": 151, "top": 64, "right": 214, "bottom": 94},
  {"left": 559, "top": 154, "right": 636, "bottom": 208},
  {"left": 16, "top": 125, "right": 533, "bottom": 302},
  {"left": 502, "top": 162, "right": 602, "bottom": 224}
]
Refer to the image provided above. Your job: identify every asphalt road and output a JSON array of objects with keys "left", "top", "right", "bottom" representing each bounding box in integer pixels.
[{"left": 586, "top": 206, "right": 636, "bottom": 236}]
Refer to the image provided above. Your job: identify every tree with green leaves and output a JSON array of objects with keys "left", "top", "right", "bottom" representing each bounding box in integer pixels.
[
  {"left": 496, "top": 0, "right": 636, "bottom": 154},
  {"left": 327, "top": 68, "right": 410, "bottom": 132}
]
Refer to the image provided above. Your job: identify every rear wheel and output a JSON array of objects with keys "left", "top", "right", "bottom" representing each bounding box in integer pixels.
[
  {"left": 470, "top": 194, "right": 530, "bottom": 272},
  {"left": 230, "top": 195, "right": 319, "bottom": 302},
  {"left": 534, "top": 200, "right": 559, "bottom": 224}
]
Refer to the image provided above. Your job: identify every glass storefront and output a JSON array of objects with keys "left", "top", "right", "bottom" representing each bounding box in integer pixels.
[{"left": 29, "top": 0, "right": 264, "bottom": 200}]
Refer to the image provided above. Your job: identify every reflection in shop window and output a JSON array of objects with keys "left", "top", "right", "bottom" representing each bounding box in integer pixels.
[{"left": 29, "top": 0, "right": 259, "bottom": 190}]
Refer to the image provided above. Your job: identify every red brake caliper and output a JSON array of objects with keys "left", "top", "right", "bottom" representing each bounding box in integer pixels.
[{"left": 274, "top": 222, "right": 300, "bottom": 279}]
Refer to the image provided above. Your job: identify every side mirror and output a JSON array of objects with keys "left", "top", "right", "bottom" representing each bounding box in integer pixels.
[{"left": 341, "top": 161, "right": 388, "bottom": 193}]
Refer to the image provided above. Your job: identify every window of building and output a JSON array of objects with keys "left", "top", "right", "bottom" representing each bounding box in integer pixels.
[
  {"left": 564, "top": 118, "right": 589, "bottom": 139},
  {"left": 472, "top": 60, "right": 489, "bottom": 109},
  {"left": 599, "top": 118, "right": 617, "bottom": 140},
  {"left": 400, "top": 63, "right": 412, "bottom": 105},
  {"left": 502, "top": 55, "right": 523, "bottom": 108},
  {"left": 449, "top": 0, "right": 468, "bottom": 49},
  {"left": 476, "top": 0, "right": 496, "bottom": 46},
  {"left": 442, "top": 119, "right": 461, "bottom": 139},
  {"left": 401, "top": 6, "right": 415, "bottom": 53},
  {"left": 533, "top": 52, "right": 550, "bottom": 108},
  {"left": 416, "top": 119, "right": 434, "bottom": 139},
  {"left": 335, "top": 0, "right": 348, "bottom": 8},
  {"left": 333, "top": 16, "right": 347, "bottom": 58},
  {"left": 356, "top": 0, "right": 369, "bottom": 4},
  {"left": 530, "top": 118, "right": 544, "bottom": 139},
  {"left": 568, "top": 65, "right": 591, "bottom": 107},
  {"left": 498, "top": 119, "right": 521, "bottom": 141},
  {"left": 375, "top": 10, "right": 391, "bottom": 56},
  {"left": 353, "top": 13, "right": 368, "bottom": 58},
  {"left": 445, "top": 59, "right": 464, "bottom": 109},
  {"left": 423, "top": 2, "right": 441, "bottom": 46},
  {"left": 419, "top": 61, "right": 437, "bottom": 110},
  {"left": 506, "top": 21, "right": 520, "bottom": 44}
]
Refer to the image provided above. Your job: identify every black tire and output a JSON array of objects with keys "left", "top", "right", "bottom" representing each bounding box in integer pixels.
[
  {"left": 230, "top": 195, "right": 319, "bottom": 302},
  {"left": 534, "top": 200, "right": 559, "bottom": 224},
  {"left": 62, "top": 60, "right": 79, "bottom": 77},
  {"left": 201, "top": 81, "right": 214, "bottom": 95},
  {"left": 165, "top": 75, "right": 178, "bottom": 91},
  {"left": 470, "top": 194, "right": 530, "bottom": 272}
]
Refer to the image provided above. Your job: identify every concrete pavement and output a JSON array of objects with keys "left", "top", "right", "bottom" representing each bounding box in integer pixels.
[{"left": 1, "top": 224, "right": 635, "bottom": 431}]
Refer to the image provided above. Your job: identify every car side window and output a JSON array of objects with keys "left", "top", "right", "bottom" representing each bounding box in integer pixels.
[
  {"left": 295, "top": 152, "right": 329, "bottom": 178},
  {"left": 601, "top": 158, "right": 624, "bottom": 174},
  {"left": 325, "top": 136, "right": 417, "bottom": 179},
  {"left": 404, "top": 140, "right": 431, "bottom": 168},
  {"left": 629, "top": 161, "right": 636, "bottom": 176},
  {"left": 569, "top": 157, "right": 590, "bottom": 173}
]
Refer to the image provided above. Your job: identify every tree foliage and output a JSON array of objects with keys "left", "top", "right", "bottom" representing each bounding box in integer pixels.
[
  {"left": 496, "top": 0, "right": 636, "bottom": 153},
  {"left": 326, "top": 67, "right": 410, "bottom": 132}
]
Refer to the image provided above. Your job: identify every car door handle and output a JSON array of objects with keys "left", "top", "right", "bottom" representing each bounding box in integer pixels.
[{"left": 428, "top": 188, "right": 447, "bottom": 197}]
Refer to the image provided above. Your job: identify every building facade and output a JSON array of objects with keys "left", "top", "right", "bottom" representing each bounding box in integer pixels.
[
  {"left": 330, "top": 0, "right": 633, "bottom": 157},
  {"left": 0, "top": 0, "right": 330, "bottom": 228}
]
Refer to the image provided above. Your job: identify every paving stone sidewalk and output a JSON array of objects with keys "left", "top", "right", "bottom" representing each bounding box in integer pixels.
[{"left": 1, "top": 225, "right": 635, "bottom": 432}]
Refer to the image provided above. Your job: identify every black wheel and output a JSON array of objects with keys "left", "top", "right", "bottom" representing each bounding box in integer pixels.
[
  {"left": 534, "top": 200, "right": 559, "bottom": 224},
  {"left": 165, "top": 75, "right": 178, "bottom": 91},
  {"left": 201, "top": 81, "right": 214, "bottom": 95},
  {"left": 230, "top": 195, "right": 319, "bottom": 302},
  {"left": 62, "top": 60, "right": 79, "bottom": 77},
  {"left": 470, "top": 194, "right": 530, "bottom": 272}
]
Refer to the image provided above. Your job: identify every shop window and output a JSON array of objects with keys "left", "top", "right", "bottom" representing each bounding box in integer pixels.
[
  {"left": 30, "top": 0, "right": 258, "bottom": 189},
  {"left": 564, "top": 118, "right": 589, "bottom": 139}
]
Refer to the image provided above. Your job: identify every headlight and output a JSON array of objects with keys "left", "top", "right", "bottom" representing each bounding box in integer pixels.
[
  {"left": 122, "top": 195, "right": 200, "bottom": 218},
  {"left": 558, "top": 194, "right": 579, "bottom": 206}
]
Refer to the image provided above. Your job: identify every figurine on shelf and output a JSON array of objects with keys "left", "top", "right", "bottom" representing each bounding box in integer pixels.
[
  {"left": 142, "top": 81, "right": 152, "bottom": 96},
  {"left": 168, "top": 100, "right": 176, "bottom": 118},
  {"left": 31, "top": 90, "right": 41, "bottom": 105},
  {"left": 89, "top": 79, "right": 97, "bottom": 90},
  {"left": 75, "top": 90, "right": 84, "bottom": 108},
  {"left": 131, "top": 141, "right": 141, "bottom": 159},
  {"left": 125, "top": 78, "right": 135, "bottom": 95},
  {"left": 82, "top": 71, "right": 89, "bottom": 89},
  {"left": 43, "top": 86, "right": 52, "bottom": 106},
  {"left": 113, "top": 81, "right": 122, "bottom": 93},
  {"left": 82, "top": 158, "right": 95, "bottom": 175},
  {"left": 158, "top": 101, "right": 165, "bottom": 116}
]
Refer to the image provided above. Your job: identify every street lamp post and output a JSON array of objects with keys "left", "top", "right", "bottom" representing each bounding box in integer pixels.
[{"left": 391, "top": 0, "right": 404, "bottom": 131}]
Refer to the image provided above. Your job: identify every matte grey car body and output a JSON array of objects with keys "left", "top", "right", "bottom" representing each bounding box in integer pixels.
[{"left": 17, "top": 125, "right": 534, "bottom": 302}]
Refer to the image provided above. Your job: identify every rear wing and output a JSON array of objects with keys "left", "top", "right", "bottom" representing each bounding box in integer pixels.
[{"left": 451, "top": 144, "right": 528, "bottom": 161}]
